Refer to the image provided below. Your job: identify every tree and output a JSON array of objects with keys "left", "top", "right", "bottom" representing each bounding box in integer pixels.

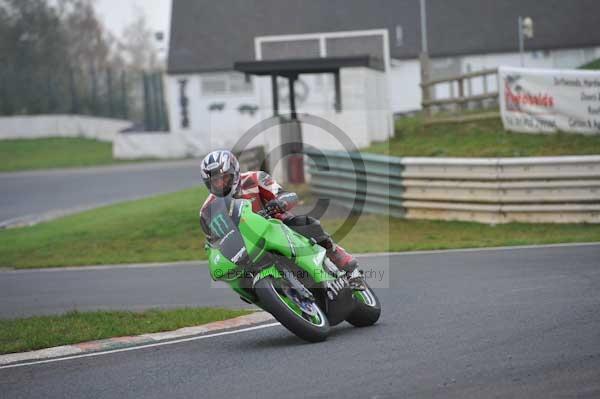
[
  {"left": 58, "top": 0, "right": 112, "bottom": 71},
  {"left": 0, "top": 0, "right": 161, "bottom": 122},
  {"left": 119, "top": 7, "right": 160, "bottom": 71},
  {"left": 0, "top": 0, "right": 69, "bottom": 114},
  {"left": 0, "top": 0, "right": 126, "bottom": 116}
]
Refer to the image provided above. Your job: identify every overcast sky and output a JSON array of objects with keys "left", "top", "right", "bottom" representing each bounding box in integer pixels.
[{"left": 94, "top": 0, "right": 172, "bottom": 45}]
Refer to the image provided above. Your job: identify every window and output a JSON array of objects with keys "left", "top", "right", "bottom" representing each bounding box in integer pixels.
[
  {"left": 201, "top": 76, "right": 227, "bottom": 95},
  {"left": 201, "top": 73, "right": 253, "bottom": 96}
]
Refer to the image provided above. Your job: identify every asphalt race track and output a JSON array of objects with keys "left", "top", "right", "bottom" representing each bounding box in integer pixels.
[
  {"left": 0, "top": 261, "right": 253, "bottom": 319},
  {"left": 0, "top": 160, "right": 201, "bottom": 227},
  {"left": 1, "top": 244, "right": 600, "bottom": 398}
]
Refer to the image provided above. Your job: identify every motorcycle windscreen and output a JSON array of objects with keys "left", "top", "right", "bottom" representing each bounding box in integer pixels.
[{"left": 205, "top": 196, "right": 251, "bottom": 266}]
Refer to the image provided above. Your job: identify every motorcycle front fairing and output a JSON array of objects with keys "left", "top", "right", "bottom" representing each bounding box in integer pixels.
[
  {"left": 206, "top": 196, "right": 329, "bottom": 279},
  {"left": 204, "top": 196, "right": 355, "bottom": 322}
]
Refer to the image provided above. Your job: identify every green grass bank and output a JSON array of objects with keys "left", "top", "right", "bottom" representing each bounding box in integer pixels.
[
  {"left": 1, "top": 187, "right": 599, "bottom": 269},
  {"left": 365, "top": 116, "right": 600, "bottom": 158},
  {"left": 0, "top": 308, "right": 253, "bottom": 355}
]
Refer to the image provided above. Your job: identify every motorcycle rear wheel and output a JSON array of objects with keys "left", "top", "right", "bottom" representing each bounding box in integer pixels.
[{"left": 346, "top": 282, "right": 381, "bottom": 327}]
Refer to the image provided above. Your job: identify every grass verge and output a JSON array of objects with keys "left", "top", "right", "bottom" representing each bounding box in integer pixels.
[
  {"left": 364, "top": 116, "right": 600, "bottom": 157},
  {"left": 0, "top": 186, "right": 209, "bottom": 269},
  {"left": 0, "top": 308, "right": 253, "bottom": 355},
  {"left": 0, "top": 137, "right": 118, "bottom": 172},
  {"left": 1, "top": 186, "right": 599, "bottom": 269},
  {"left": 0, "top": 137, "right": 165, "bottom": 172},
  {"left": 326, "top": 215, "right": 600, "bottom": 253}
]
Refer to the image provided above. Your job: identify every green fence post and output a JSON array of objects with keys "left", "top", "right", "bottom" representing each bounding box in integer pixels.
[
  {"left": 157, "top": 72, "right": 168, "bottom": 130},
  {"left": 107, "top": 68, "right": 114, "bottom": 117},
  {"left": 143, "top": 73, "right": 151, "bottom": 130},
  {"left": 90, "top": 65, "right": 98, "bottom": 116},
  {"left": 121, "top": 71, "right": 129, "bottom": 119},
  {"left": 151, "top": 73, "right": 161, "bottom": 130},
  {"left": 69, "top": 67, "right": 79, "bottom": 114}
]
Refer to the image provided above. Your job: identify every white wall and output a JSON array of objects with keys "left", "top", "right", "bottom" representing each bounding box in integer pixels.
[
  {"left": 164, "top": 73, "right": 262, "bottom": 155},
  {"left": 390, "top": 59, "right": 422, "bottom": 113},
  {"left": 155, "top": 67, "right": 392, "bottom": 170},
  {"left": 117, "top": 73, "right": 271, "bottom": 160},
  {"left": 0, "top": 115, "right": 132, "bottom": 142}
]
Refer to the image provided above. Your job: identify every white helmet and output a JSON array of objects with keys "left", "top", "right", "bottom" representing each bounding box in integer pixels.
[{"left": 200, "top": 150, "right": 240, "bottom": 197}]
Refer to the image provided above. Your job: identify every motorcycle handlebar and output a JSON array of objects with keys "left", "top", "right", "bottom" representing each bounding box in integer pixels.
[{"left": 257, "top": 209, "right": 271, "bottom": 218}]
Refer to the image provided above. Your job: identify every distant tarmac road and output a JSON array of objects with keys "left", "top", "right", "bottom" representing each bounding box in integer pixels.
[{"left": 0, "top": 160, "right": 201, "bottom": 227}]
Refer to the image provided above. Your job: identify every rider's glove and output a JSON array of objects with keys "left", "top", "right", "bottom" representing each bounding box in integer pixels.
[{"left": 264, "top": 199, "right": 287, "bottom": 215}]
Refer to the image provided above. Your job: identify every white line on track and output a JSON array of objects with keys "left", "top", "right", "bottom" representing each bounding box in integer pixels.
[{"left": 0, "top": 322, "right": 281, "bottom": 370}]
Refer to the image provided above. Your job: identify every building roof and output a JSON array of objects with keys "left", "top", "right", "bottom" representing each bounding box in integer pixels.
[{"left": 168, "top": 0, "right": 600, "bottom": 74}]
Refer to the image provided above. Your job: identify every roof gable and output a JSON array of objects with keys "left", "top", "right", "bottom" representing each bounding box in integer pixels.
[{"left": 168, "top": 0, "right": 600, "bottom": 73}]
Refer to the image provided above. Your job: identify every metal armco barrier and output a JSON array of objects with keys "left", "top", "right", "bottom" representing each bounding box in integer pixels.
[{"left": 307, "top": 150, "right": 600, "bottom": 224}]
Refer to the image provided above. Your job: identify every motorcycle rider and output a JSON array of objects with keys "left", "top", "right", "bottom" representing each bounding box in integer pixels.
[{"left": 199, "top": 149, "right": 358, "bottom": 275}]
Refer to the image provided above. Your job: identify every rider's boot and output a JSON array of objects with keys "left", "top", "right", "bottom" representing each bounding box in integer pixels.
[
  {"left": 326, "top": 243, "right": 358, "bottom": 272},
  {"left": 325, "top": 242, "right": 365, "bottom": 290}
]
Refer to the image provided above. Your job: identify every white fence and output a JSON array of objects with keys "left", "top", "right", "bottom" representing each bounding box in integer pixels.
[
  {"left": 308, "top": 151, "right": 600, "bottom": 224},
  {"left": 0, "top": 115, "right": 132, "bottom": 142}
]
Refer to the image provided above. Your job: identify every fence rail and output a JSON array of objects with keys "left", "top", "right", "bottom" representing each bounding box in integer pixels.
[
  {"left": 307, "top": 150, "right": 600, "bottom": 224},
  {"left": 420, "top": 68, "right": 499, "bottom": 125}
]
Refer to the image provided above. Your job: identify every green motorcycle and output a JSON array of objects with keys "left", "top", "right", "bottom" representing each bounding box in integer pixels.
[{"left": 205, "top": 195, "right": 381, "bottom": 342}]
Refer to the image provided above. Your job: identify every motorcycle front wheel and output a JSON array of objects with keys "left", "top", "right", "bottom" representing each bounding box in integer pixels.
[{"left": 254, "top": 277, "right": 330, "bottom": 342}]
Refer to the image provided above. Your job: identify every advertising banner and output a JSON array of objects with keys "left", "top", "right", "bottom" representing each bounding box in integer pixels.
[{"left": 499, "top": 66, "right": 600, "bottom": 134}]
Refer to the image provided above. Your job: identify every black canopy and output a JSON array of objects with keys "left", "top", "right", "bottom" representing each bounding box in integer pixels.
[{"left": 234, "top": 55, "right": 384, "bottom": 118}]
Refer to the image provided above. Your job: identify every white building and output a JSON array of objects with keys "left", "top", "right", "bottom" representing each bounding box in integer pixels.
[{"left": 116, "top": 0, "right": 600, "bottom": 167}]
